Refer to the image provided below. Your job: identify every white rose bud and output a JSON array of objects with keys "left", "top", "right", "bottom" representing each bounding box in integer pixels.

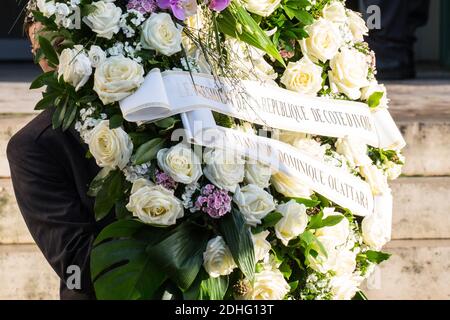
[
  {"left": 274, "top": 200, "right": 308, "bottom": 246},
  {"left": 88, "top": 45, "right": 107, "bottom": 68},
  {"left": 88, "top": 120, "right": 133, "bottom": 170},
  {"left": 361, "top": 80, "right": 389, "bottom": 109},
  {"left": 322, "top": 1, "right": 347, "bottom": 24},
  {"left": 243, "top": 0, "right": 281, "bottom": 17},
  {"left": 126, "top": 182, "right": 184, "bottom": 226},
  {"left": 271, "top": 171, "right": 313, "bottom": 199},
  {"left": 245, "top": 161, "right": 272, "bottom": 189},
  {"left": 157, "top": 143, "right": 202, "bottom": 184},
  {"left": 347, "top": 10, "right": 369, "bottom": 42},
  {"left": 203, "top": 148, "right": 245, "bottom": 193},
  {"left": 280, "top": 57, "right": 323, "bottom": 95},
  {"left": 58, "top": 45, "right": 92, "bottom": 91},
  {"left": 360, "top": 165, "right": 389, "bottom": 195},
  {"left": 203, "top": 236, "right": 236, "bottom": 278},
  {"left": 328, "top": 47, "right": 370, "bottom": 100},
  {"left": 335, "top": 136, "right": 372, "bottom": 168},
  {"left": 83, "top": 1, "right": 122, "bottom": 39},
  {"left": 233, "top": 184, "right": 276, "bottom": 227},
  {"left": 299, "top": 18, "right": 342, "bottom": 63},
  {"left": 314, "top": 208, "right": 350, "bottom": 247},
  {"left": 94, "top": 56, "right": 144, "bottom": 105},
  {"left": 252, "top": 231, "right": 271, "bottom": 262},
  {"left": 141, "top": 13, "right": 182, "bottom": 56},
  {"left": 243, "top": 268, "right": 290, "bottom": 300}
]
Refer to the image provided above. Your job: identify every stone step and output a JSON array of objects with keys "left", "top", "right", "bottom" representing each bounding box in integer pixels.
[
  {"left": 1, "top": 177, "right": 449, "bottom": 244},
  {"left": 0, "top": 240, "right": 448, "bottom": 300},
  {"left": 365, "top": 239, "right": 450, "bottom": 300}
]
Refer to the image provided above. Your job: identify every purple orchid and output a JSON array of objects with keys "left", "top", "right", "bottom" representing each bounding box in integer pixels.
[
  {"left": 208, "top": 0, "right": 231, "bottom": 12},
  {"left": 157, "top": 0, "right": 197, "bottom": 20}
]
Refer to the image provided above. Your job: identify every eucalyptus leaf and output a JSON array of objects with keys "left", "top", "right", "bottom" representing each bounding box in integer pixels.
[{"left": 38, "top": 36, "right": 59, "bottom": 66}]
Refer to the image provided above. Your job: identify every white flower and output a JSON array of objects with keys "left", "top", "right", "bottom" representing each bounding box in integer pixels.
[
  {"left": 280, "top": 57, "right": 323, "bottom": 95},
  {"left": 243, "top": 0, "right": 281, "bottom": 17},
  {"left": 309, "top": 240, "right": 357, "bottom": 276},
  {"left": 271, "top": 171, "right": 313, "bottom": 199},
  {"left": 299, "top": 18, "right": 342, "bottom": 63},
  {"left": 243, "top": 268, "right": 290, "bottom": 300},
  {"left": 360, "top": 165, "right": 389, "bottom": 195},
  {"left": 328, "top": 47, "right": 370, "bottom": 100},
  {"left": 347, "top": 10, "right": 369, "bottom": 42},
  {"left": 274, "top": 200, "right": 308, "bottom": 246},
  {"left": 83, "top": 1, "right": 122, "bottom": 39},
  {"left": 361, "top": 80, "right": 389, "bottom": 109},
  {"left": 233, "top": 185, "right": 276, "bottom": 227},
  {"left": 314, "top": 208, "right": 350, "bottom": 247},
  {"left": 335, "top": 136, "right": 372, "bottom": 168},
  {"left": 157, "top": 143, "right": 202, "bottom": 184},
  {"left": 253, "top": 231, "right": 271, "bottom": 262},
  {"left": 322, "top": 1, "right": 347, "bottom": 24},
  {"left": 126, "top": 182, "right": 184, "bottom": 226},
  {"left": 291, "top": 137, "right": 328, "bottom": 160},
  {"left": 88, "top": 120, "right": 133, "bottom": 170},
  {"left": 141, "top": 13, "right": 182, "bottom": 56},
  {"left": 272, "top": 130, "right": 307, "bottom": 146},
  {"left": 94, "top": 56, "right": 144, "bottom": 105},
  {"left": 330, "top": 273, "right": 363, "bottom": 300},
  {"left": 58, "top": 45, "right": 92, "bottom": 91},
  {"left": 384, "top": 159, "right": 403, "bottom": 180},
  {"left": 88, "top": 45, "right": 106, "bottom": 68},
  {"left": 203, "top": 236, "right": 236, "bottom": 278},
  {"left": 203, "top": 148, "right": 245, "bottom": 193},
  {"left": 362, "top": 214, "right": 391, "bottom": 250},
  {"left": 37, "top": 0, "right": 56, "bottom": 17},
  {"left": 245, "top": 161, "right": 272, "bottom": 189}
]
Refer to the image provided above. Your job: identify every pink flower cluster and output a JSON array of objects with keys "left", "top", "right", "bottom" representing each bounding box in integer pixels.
[
  {"left": 127, "top": 0, "right": 158, "bottom": 14},
  {"left": 155, "top": 169, "right": 178, "bottom": 190},
  {"left": 195, "top": 184, "right": 232, "bottom": 219}
]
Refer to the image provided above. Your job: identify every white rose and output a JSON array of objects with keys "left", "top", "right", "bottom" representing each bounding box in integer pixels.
[
  {"left": 245, "top": 161, "right": 272, "bottom": 189},
  {"left": 253, "top": 231, "right": 271, "bottom": 262},
  {"left": 126, "top": 183, "right": 184, "bottom": 226},
  {"left": 83, "top": 1, "right": 122, "bottom": 39},
  {"left": 362, "top": 214, "right": 390, "bottom": 250},
  {"left": 272, "top": 130, "right": 307, "bottom": 146},
  {"left": 271, "top": 171, "right": 313, "bottom": 199},
  {"left": 88, "top": 120, "right": 133, "bottom": 169},
  {"left": 361, "top": 80, "right": 389, "bottom": 109},
  {"left": 360, "top": 165, "right": 389, "bottom": 195},
  {"left": 274, "top": 200, "right": 308, "bottom": 246},
  {"left": 203, "top": 148, "right": 245, "bottom": 193},
  {"left": 141, "top": 13, "right": 182, "bottom": 56},
  {"left": 309, "top": 239, "right": 356, "bottom": 276},
  {"left": 243, "top": 268, "right": 290, "bottom": 300},
  {"left": 94, "top": 56, "right": 144, "bottom": 105},
  {"left": 347, "top": 10, "right": 369, "bottom": 42},
  {"left": 328, "top": 47, "right": 370, "bottom": 100},
  {"left": 299, "top": 18, "right": 342, "bottom": 63},
  {"left": 130, "top": 178, "right": 154, "bottom": 194},
  {"left": 322, "top": 1, "right": 347, "bottom": 24},
  {"left": 330, "top": 273, "right": 362, "bottom": 300},
  {"left": 314, "top": 208, "right": 350, "bottom": 247},
  {"left": 280, "top": 57, "right": 323, "bottom": 95},
  {"left": 58, "top": 45, "right": 92, "bottom": 91},
  {"left": 203, "top": 236, "right": 236, "bottom": 278},
  {"left": 291, "top": 137, "right": 328, "bottom": 160},
  {"left": 37, "top": 0, "right": 56, "bottom": 17},
  {"left": 335, "top": 136, "right": 372, "bottom": 168},
  {"left": 157, "top": 143, "right": 202, "bottom": 184},
  {"left": 233, "top": 184, "right": 276, "bottom": 227},
  {"left": 88, "top": 45, "right": 107, "bottom": 68},
  {"left": 243, "top": 0, "right": 281, "bottom": 17}
]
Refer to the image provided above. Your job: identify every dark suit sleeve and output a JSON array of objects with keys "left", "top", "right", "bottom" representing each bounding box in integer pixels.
[{"left": 7, "top": 131, "right": 97, "bottom": 299}]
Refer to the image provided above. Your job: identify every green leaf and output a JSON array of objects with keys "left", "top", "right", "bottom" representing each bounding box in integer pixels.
[
  {"left": 94, "top": 219, "right": 144, "bottom": 245},
  {"left": 367, "top": 91, "right": 384, "bottom": 108},
  {"left": 128, "top": 132, "right": 158, "bottom": 148},
  {"left": 252, "top": 211, "right": 283, "bottom": 234},
  {"left": 200, "top": 275, "right": 229, "bottom": 300},
  {"left": 366, "top": 250, "right": 391, "bottom": 264},
  {"left": 62, "top": 100, "right": 77, "bottom": 131},
  {"left": 353, "top": 291, "right": 368, "bottom": 300},
  {"left": 38, "top": 36, "right": 59, "bottom": 66},
  {"left": 154, "top": 117, "right": 177, "bottom": 129},
  {"left": 133, "top": 138, "right": 165, "bottom": 165},
  {"left": 308, "top": 211, "right": 344, "bottom": 230},
  {"left": 87, "top": 167, "right": 112, "bottom": 197},
  {"left": 279, "top": 261, "right": 292, "bottom": 279},
  {"left": 288, "top": 197, "right": 321, "bottom": 208},
  {"left": 146, "top": 222, "right": 210, "bottom": 291},
  {"left": 94, "top": 170, "right": 125, "bottom": 221},
  {"left": 109, "top": 114, "right": 124, "bottom": 129},
  {"left": 30, "top": 71, "right": 56, "bottom": 89},
  {"left": 294, "top": 10, "right": 314, "bottom": 25},
  {"left": 219, "top": 208, "right": 255, "bottom": 281},
  {"left": 300, "top": 231, "right": 327, "bottom": 265},
  {"left": 35, "top": 92, "right": 60, "bottom": 110},
  {"left": 52, "top": 96, "right": 68, "bottom": 129}
]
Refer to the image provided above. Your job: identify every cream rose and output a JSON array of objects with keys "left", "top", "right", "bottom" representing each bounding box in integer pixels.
[
  {"left": 330, "top": 273, "right": 362, "bottom": 300},
  {"left": 88, "top": 120, "right": 133, "bottom": 170},
  {"left": 314, "top": 208, "right": 350, "bottom": 247},
  {"left": 362, "top": 214, "right": 391, "bottom": 250},
  {"left": 271, "top": 171, "right": 313, "bottom": 199},
  {"left": 203, "top": 236, "right": 236, "bottom": 278},
  {"left": 141, "top": 13, "right": 182, "bottom": 56},
  {"left": 83, "top": 1, "right": 122, "bottom": 39},
  {"left": 361, "top": 80, "right": 389, "bottom": 109},
  {"left": 299, "top": 18, "right": 342, "bottom": 63},
  {"left": 335, "top": 136, "right": 372, "bottom": 168},
  {"left": 360, "top": 165, "right": 389, "bottom": 195},
  {"left": 243, "top": 268, "right": 290, "bottom": 300},
  {"left": 243, "top": 0, "right": 281, "bottom": 17},
  {"left": 328, "top": 47, "right": 370, "bottom": 100},
  {"left": 280, "top": 57, "right": 323, "bottom": 95},
  {"left": 309, "top": 239, "right": 356, "bottom": 276},
  {"left": 274, "top": 200, "right": 308, "bottom": 246},
  {"left": 245, "top": 161, "right": 272, "bottom": 189},
  {"left": 94, "top": 56, "right": 144, "bottom": 105},
  {"left": 253, "top": 231, "right": 271, "bottom": 262},
  {"left": 157, "top": 143, "right": 202, "bottom": 184},
  {"left": 126, "top": 181, "right": 184, "bottom": 226},
  {"left": 233, "top": 184, "right": 276, "bottom": 227},
  {"left": 58, "top": 45, "right": 92, "bottom": 92},
  {"left": 291, "top": 137, "right": 328, "bottom": 160},
  {"left": 203, "top": 148, "right": 245, "bottom": 193},
  {"left": 322, "top": 1, "right": 347, "bottom": 24},
  {"left": 347, "top": 10, "right": 369, "bottom": 42},
  {"left": 88, "top": 45, "right": 107, "bottom": 68}
]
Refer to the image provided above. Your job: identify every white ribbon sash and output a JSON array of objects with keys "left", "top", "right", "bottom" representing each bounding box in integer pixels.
[{"left": 121, "top": 69, "right": 406, "bottom": 150}]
